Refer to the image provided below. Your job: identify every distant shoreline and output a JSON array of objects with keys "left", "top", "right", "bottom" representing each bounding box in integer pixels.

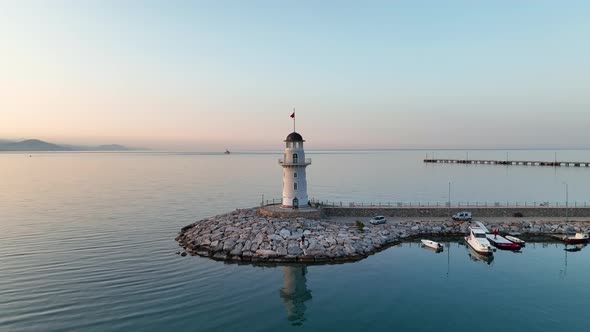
[{"left": 0, "top": 139, "right": 143, "bottom": 152}]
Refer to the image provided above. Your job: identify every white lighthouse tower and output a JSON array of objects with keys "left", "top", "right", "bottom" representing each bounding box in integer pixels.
[{"left": 279, "top": 131, "right": 311, "bottom": 209}]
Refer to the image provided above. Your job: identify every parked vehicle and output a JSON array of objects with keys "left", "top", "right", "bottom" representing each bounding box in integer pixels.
[
  {"left": 369, "top": 216, "right": 387, "bottom": 225},
  {"left": 452, "top": 211, "right": 472, "bottom": 221}
]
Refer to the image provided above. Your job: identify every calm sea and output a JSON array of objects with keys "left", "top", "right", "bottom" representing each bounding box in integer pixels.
[{"left": 1, "top": 150, "right": 590, "bottom": 331}]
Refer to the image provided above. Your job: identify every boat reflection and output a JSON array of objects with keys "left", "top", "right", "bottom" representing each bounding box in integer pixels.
[
  {"left": 467, "top": 246, "right": 494, "bottom": 265},
  {"left": 564, "top": 243, "right": 587, "bottom": 252},
  {"left": 421, "top": 245, "right": 444, "bottom": 254},
  {"left": 279, "top": 265, "right": 312, "bottom": 326}
]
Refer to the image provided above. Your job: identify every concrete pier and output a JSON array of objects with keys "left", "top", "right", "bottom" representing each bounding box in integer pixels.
[{"left": 424, "top": 158, "right": 590, "bottom": 167}]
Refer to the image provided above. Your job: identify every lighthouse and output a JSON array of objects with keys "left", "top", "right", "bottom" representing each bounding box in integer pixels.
[{"left": 279, "top": 131, "right": 311, "bottom": 209}]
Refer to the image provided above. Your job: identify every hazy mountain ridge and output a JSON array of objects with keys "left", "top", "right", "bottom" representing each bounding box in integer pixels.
[{"left": 0, "top": 139, "right": 142, "bottom": 151}]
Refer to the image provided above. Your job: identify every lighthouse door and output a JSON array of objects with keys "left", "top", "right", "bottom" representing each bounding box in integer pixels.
[{"left": 292, "top": 198, "right": 299, "bottom": 209}]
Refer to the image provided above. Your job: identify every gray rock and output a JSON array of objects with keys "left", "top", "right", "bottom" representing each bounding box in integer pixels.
[
  {"left": 223, "top": 239, "right": 236, "bottom": 251},
  {"left": 210, "top": 232, "right": 224, "bottom": 241},
  {"left": 279, "top": 228, "right": 291, "bottom": 239},
  {"left": 276, "top": 244, "right": 288, "bottom": 256},
  {"left": 230, "top": 243, "right": 243, "bottom": 256},
  {"left": 287, "top": 242, "right": 303, "bottom": 255},
  {"left": 255, "top": 249, "right": 277, "bottom": 257},
  {"left": 269, "top": 234, "right": 283, "bottom": 242}
]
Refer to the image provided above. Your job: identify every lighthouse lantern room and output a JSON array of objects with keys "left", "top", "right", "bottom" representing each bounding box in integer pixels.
[{"left": 279, "top": 131, "right": 311, "bottom": 208}]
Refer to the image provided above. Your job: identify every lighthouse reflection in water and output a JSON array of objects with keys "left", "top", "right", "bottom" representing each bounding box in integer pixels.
[{"left": 279, "top": 265, "right": 312, "bottom": 325}]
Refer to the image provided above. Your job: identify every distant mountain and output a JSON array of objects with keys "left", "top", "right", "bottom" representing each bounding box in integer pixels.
[
  {"left": 0, "top": 139, "right": 141, "bottom": 151},
  {"left": 0, "top": 139, "right": 71, "bottom": 151},
  {"left": 94, "top": 144, "right": 129, "bottom": 151}
]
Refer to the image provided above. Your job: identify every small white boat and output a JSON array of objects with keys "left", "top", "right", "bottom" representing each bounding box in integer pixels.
[
  {"left": 421, "top": 239, "right": 443, "bottom": 251},
  {"left": 505, "top": 235, "right": 525, "bottom": 245}
]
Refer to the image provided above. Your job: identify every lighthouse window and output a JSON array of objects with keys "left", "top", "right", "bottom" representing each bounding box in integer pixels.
[
  {"left": 293, "top": 153, "right": 298, "bottom": 163},
  {"left": 294, "top": 172, "right": 297, "bottom": 178},
  {"left": 294, "top": 183, "right": 298, "bottom": 190}
]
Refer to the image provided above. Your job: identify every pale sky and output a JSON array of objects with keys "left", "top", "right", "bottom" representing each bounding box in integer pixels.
[{"left": 1, "top": 1, "right": 589, "bottom": 150}]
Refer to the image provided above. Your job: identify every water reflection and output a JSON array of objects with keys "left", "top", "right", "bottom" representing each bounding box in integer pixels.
[
  {"left": 467, "top": 246, "right": 494, "bottom": 265},
  {"left": 564, "top": 243, "right": 587, "bottom": 252},
  {"left": 279, "top": 265, "right": 312, "bottom": 326}
]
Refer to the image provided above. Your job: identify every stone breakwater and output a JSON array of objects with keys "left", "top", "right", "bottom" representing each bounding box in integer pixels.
[
  {"left": 176, "top": 208, "right": 399, "bottom": 263},
  {"left": 175, "top": 208, "right": 590, "bottom": 264}
]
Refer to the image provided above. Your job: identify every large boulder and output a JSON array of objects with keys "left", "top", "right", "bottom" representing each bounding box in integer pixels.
[
  {"left": 279, "top": 229, "right": 291, "bottom": 239},
  {"left": 255, "top": 249, "right": 277, "bottom": 257},
  {"left": 287, "top": 242, "right": 303, "bottom": 255},
  {"left": 222, "top": 239, "right": 236, "bottom": 251}
]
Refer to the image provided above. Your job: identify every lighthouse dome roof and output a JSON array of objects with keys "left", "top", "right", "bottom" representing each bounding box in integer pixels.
[{"left": 285, "top": 132, "right": 304, "bottom": 142}]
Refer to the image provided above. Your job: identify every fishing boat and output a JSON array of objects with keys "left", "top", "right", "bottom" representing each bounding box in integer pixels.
[
  {"left": 421, "top": 239, "right": 443, "bottom": 251},
  {"left": 465, "top": 225, "right": 494, "bottom": 255},
  {"left": 473, "top": 221, "right": 521, "bottom": 250},
  {"left": 505, "top": 235, "right": 525, "bottom": 246},
  {"left": 486, "top": 234, "right": 521, "bottom": 251},
  {"left": 224, "top": 149, "right": 230, "bottom": 154},
  {"left": 561, "top": 233, "right": 589, "bottom": 245}
]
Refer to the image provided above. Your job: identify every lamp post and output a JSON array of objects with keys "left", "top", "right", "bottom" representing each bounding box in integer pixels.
[
  {"left": 448, "top": 182, "right": 452, "bottom": 211},
  {"left": 563, "top": 182, "right": 569, "bottom": 222}
]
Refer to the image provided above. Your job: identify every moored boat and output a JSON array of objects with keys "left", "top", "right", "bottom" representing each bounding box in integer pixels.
[
  {"left": 421, "top": 239, "right": 443, "bottom": 251},
  {"left": 561, "top": 233, "right": 589, "bottom": 245},
  {"left": 505, "top": 235, "right": 525, "bottom": 246},
  {"left": 486, "top": 234, "right": 521, "bottom": 251},
  {"left": 465, "top": 225, "right": 494, "bottom": 255}
]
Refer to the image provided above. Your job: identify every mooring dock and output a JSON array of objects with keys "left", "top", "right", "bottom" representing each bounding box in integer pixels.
[{"left": 424, "top": 158, "right": 590, "bottom": 167}]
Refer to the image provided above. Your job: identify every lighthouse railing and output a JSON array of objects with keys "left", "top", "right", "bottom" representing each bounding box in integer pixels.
[{"left": 278, "top": 158, "right": 312, "bottom": 165}]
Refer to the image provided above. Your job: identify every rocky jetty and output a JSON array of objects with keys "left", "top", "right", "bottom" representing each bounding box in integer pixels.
[
  {"left": 176, "top": 208, "right": 401, "bottom": 263},
  {"left": 176, "top": 208, "right": 590, "bottom": 264}
]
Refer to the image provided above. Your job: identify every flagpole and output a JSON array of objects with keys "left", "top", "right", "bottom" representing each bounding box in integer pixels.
[{"left": 293, "top": 108, "right": 296, "bottom": 132}]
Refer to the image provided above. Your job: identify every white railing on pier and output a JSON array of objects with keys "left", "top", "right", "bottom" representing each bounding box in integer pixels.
[
  {"left": 304, "top": 198, "right": 590, "bottom": 208},
  {"left": 260, "top": 198, "right": 589, "bottom": 208}
]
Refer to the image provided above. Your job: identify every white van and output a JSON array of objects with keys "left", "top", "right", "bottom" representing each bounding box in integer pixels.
[{"left": 452, "top": 211, "right": 472, "bottom": 221}]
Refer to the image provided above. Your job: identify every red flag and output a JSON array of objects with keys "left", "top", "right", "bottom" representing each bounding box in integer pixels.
[{"left": 290, "top": 112, "right": 295, "bottom": 118}]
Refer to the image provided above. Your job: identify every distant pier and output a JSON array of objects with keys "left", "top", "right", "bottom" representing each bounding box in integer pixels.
[{"left": 424, "top": 158, "right": 590, "bottom": 167}]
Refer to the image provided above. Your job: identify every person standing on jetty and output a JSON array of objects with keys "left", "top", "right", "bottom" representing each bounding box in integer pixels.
[{"left": 494, "top": 228, "right": 498, "bottom": 238}]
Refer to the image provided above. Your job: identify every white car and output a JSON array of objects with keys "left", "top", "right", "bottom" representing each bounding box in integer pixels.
[
  {"left": 452, "top": 211, "right": 472, "bottom": 221},
  {"left": 369, "top": 216, "right": 387, "bottom": 225}
]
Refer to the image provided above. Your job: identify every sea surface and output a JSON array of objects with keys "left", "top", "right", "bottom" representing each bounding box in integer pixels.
[{"left": 1, "top": 150, "right": 590, "bottom": 331}]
